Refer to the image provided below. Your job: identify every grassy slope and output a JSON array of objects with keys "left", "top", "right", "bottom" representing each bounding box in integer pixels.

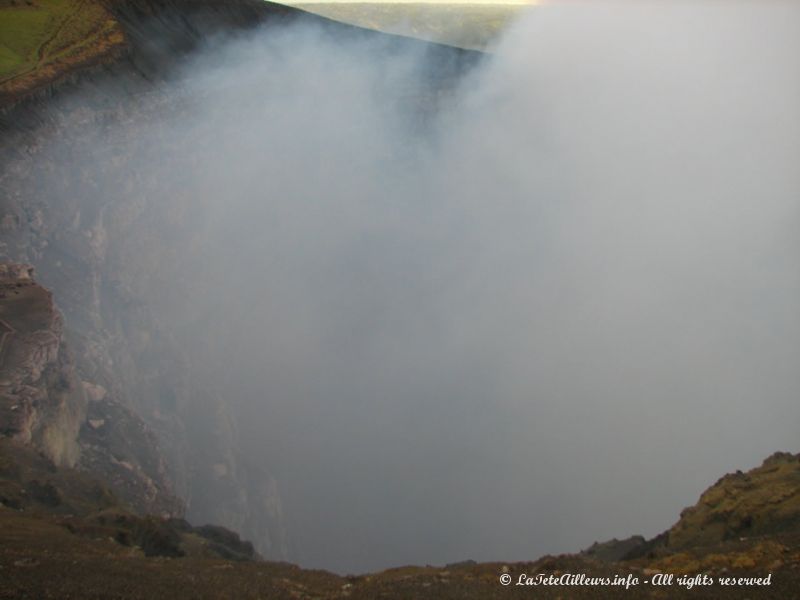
[{"left": 0, "top": 0, "right": 124, "bottom": 101}]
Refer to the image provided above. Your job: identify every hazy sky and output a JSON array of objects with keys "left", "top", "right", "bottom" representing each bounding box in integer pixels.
[{"left": 286, "top": 1, "right": 535, "bottom": 4}]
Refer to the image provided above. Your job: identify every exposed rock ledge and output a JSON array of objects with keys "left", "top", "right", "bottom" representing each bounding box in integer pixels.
[
  {"left": 0, "top": 262, "right": 85, "bottom": 466},
  {"left": 0, "top": 263, "right": 182, "bottom": 516}
]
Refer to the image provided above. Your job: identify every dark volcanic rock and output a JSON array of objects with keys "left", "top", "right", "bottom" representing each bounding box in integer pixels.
[
  {"left": 0, "top": 439, "right": 261, "bottom": 561},
  {"left": 193, "top": 523, "right": 259, "bottom": 561},
  {"left": 581, "top": 535, "right": 647, "bottom": 562},
  {"left": 79, "top": 397, "right": 185, "bottom": 517},
  {"left": 0, "top": 264, "right": 183, "bottom": 516},
  {"left": 0, "top": 263, "right": 86, "bottom": 466}
]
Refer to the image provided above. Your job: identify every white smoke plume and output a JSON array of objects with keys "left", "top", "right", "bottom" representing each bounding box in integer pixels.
[{"left": 23, "top": 0, "right": 800, "bottom": 573}]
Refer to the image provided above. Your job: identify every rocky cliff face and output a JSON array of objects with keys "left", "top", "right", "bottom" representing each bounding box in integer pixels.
[
  {"left": 0, "top": 263, "right": 183, "bottom": 516},
  {"left": 0, "top": 263, "right": 84, "bottom": 467},
  {"left": 0, "top": 255, "right": 282, "bottom": 529},
  {"left": 0, "top": 438, "right": 260, "bottom": 563},
  {"left": 79, "top": 396, "right": 185, "bottom": 517},
  {"left": 0, "top": 0, "right": 305, "bottom": 561},
  {"left": 0, "top": 0, "right": 478, "bottom": 560},
  {"left": 0, "top": 138, "right": 290, "bottom": 547}
]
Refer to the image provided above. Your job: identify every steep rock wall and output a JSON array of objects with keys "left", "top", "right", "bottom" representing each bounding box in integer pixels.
[{"left": 0, "top": 263, "right": 85, "bottom": 466}]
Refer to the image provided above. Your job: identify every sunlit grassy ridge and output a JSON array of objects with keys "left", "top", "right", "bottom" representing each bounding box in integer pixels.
[{"left": 0, "top": 0, "right": 123, "bottom": 100}]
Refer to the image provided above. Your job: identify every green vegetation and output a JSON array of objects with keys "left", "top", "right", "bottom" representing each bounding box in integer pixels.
[
  {"left": 0, "top": 0, "right": 123, "bottom": 99},
  {"left": 0, "top": 2, "right": 53, "bottom": 73}
]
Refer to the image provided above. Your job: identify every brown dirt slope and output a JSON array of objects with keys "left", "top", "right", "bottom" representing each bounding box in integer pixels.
[
  {"left": 0, "top": 438, "right": 261, "bottom": 561},
  {"left": 2, "top": 443, "right": 800, "bottom": 599}
]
